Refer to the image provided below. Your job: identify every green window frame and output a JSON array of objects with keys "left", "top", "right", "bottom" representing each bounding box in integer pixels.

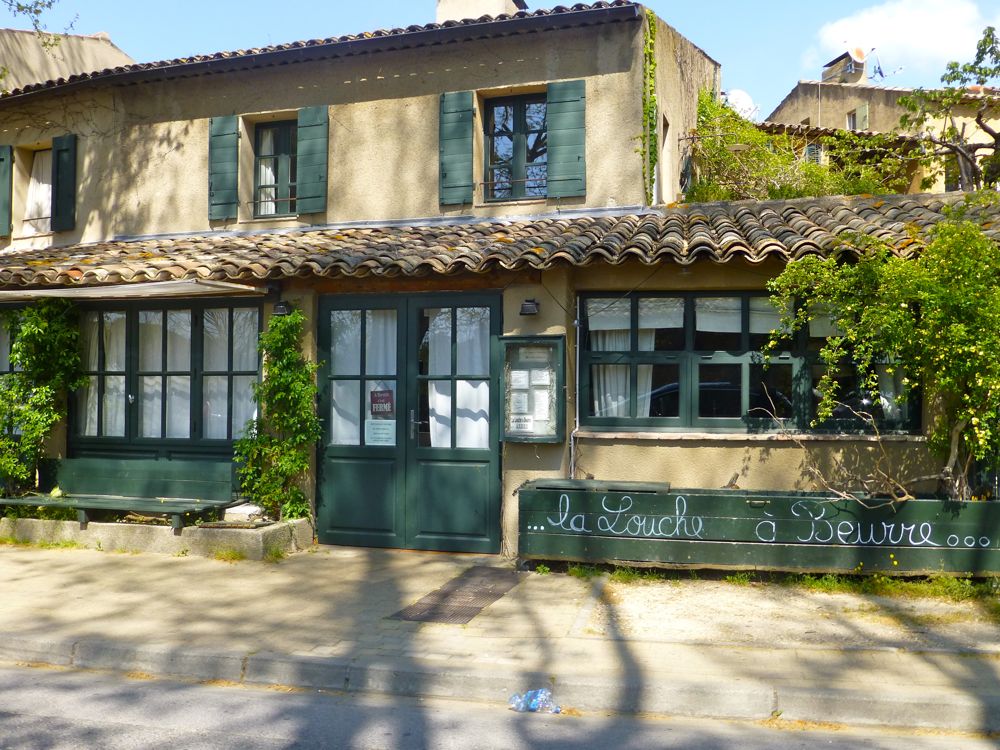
[
  {"left": 72, "top": 300, "right": 262, "bottom": 455},
  {"left": 484, "top": 94, "right": 547, "bottom": 201},
  {"left": 579, "top": 292, "right": 918, "bottom": 434},
  {"left": 254, "top": 121, "right": 297, "bottom": 217}
]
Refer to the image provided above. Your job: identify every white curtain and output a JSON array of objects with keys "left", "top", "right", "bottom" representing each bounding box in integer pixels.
[
  {"left": 102, "top": 312, "right": 126, "bottom": 437},
  {"left": 426, "top": 308, "right": 452, "bottom": 448},
  {"left": 749, "top": 297, "right": 784, "bottom": 336},
  {"left": 79, "top": 312, "right": 100, "bottom": 436},
  {"left": 877, "top": 365, "right": 905, "bottom": 422},
  {"left": 330, "top": 310, "right": 363, "bottom": 445},
  {"left": 364, "top": 310, "right": 397, "bottom": 447},
  {"left": 24, "top": 149, "right": 52, "bottom": 235},
  {"left": 203, "top": 309, "right": 229, "bottom": 439},
  {"left": 455, "top": 308, "right": 490, "bottom": 449},
  {"left": 257, "top": 130, "right": 276, "bottom": 215},
  {"left": 587, "top": 299, "right": 632, "bottom": 417},
  {"left": 696, "top": 297, "right": 741, "bottom": 332}
]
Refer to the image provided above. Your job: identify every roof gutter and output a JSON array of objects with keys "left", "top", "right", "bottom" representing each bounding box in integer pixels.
[{"left": 0, "top": 4, "right": 642, "bottom": 106}]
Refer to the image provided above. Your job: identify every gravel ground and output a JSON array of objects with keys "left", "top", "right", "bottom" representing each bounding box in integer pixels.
[{"left": 584, "top": 577, "right": 1000, "bottom": 652}]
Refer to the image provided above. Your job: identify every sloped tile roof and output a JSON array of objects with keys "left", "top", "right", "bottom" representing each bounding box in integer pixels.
[
  {"left": 0, "top": 1, "right": 640, "bottom": 103},
  {"left": 0, "top": 193, "right": 988, "bottom": 289}
]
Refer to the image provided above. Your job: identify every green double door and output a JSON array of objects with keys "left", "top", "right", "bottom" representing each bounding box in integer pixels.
[{"left": 316, "top": 293, "right": 502, "bottom": 553}]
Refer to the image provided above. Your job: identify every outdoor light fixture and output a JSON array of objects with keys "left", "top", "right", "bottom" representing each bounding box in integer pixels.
[
  {"left": 272, "top": 300, "right": 292, "bottom": 316},
  {"left": 519, "top": 299, "right": 540, "bottom": 316}
]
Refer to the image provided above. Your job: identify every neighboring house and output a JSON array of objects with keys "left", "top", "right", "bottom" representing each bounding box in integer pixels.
[
  {"left": 767, "top": 50, "right": 1000, "bottom": 192},
  {"left": 0, "top": 28, "right": 133, "bottom": 92},
  {"left": 0, "top": 0, "right": 983, "bottom": 557}
]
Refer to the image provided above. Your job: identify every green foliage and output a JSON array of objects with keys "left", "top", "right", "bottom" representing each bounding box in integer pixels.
[
  {"left": 567, "top": 564, "right": 602, "bottom": 580},
  {"left": 533, "top": 562, "right": 551, "bottom": 575},
  {"left": 1, "top": 503, "right": 75, "bottom": 521},
  {"left": 213, "top": 547, "right": 247, "bottom": 563},
  {"left": 639, "top": 9, "right": 658, "bottom": 205},
  {"left": 687, "top": 91, "right": 914, "bottom": 202},
  {"left": 898, "top": 25, "right": 1000, "bottom": 191},
  {"left": 234, "top": 309, "right": 321, "bottom": 521},
  {"left": 765, "top": 192, "right": 1000, "bottom": 499},
  {"left": 0, "top": 299, "right": 84, "bottom": 496}
]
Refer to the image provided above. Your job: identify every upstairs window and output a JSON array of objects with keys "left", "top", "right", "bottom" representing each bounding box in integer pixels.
[
  {"left": 23, "top": 148, "right": 52, "bottom": 235},
  {"left": 485, "top": 95, "right": 548, "bottom": 201},
  {"left": 846, "top": 110, "right": 858, "bottom": 130},
  {"left": 254, "top": 121, "right": 297, "bottom": 217}
]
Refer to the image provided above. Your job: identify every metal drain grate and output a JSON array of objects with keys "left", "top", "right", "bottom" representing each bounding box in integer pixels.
[{"left": 389, "top": 566, "right": 523, "bottom": 624}]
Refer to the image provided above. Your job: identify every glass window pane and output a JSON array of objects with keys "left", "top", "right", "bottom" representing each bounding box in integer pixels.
[
  {"left": 331, "top": 310, "right": 361, "bottom": 376},
  {"left": 586, "top": 298, "right": 630, "bottom": 351},
  {"left": 140, "top": 376, "right": 163, "bottom": 438},
  {"left": 525, "top": 164, "right": 547, "bottom": 197},
  {"left": 811, "top": 363, "right": 861, "bottom": 423},
  {"left": 876, "top": 364, "right": 909, "bottom": 427},
  {"left": 422, "top": 380, "right": 452, "bottom": 448},
  {"left": 695, "top": 298, "right": 742, "bottom": 351},
  {"left": 489, "top": 166, "right": 512, "bottom": 200},
  {"left": 103, "top": 375, "right": 126, "bottom": 436},
  {"left": 77, "top": 376, "right": 98, "bottom": 436},
  {"left": 364, "top": 380, "right": 397, "bottom": 447},
  {"left": 232, "top": 375, "right": 257, "bottom": 439},
  {"left": 0, "top": 324, "right": 9, "bottom": 371},
  {"left": 203, "top": 309, "right": 229, "bottom": 372},
  {"left": 638, "top": 363, "right": 679, "bottom": 418},
  {"left": 167, "top": 310, "right": 191, "bottom": 370},
  {"left": 456, "top": 379, "right": 489, "bottom": 449},
  {"left": 139, "top": 311, "right": 163, "bottom": 371},
  {"left": 525, "top": 101, "right": 547, "bottom": 132},
  {"left": 103, "top": 312, "right": 126, "bottom": 372},
  {"left": 166, "top": 375, "right": 190, "bottom": 438},
  {"left": 365, "top": 310, "right": 397, "bottom": 376},
  {"left": 590, "top": 364, "right": 630, "bottom": 417},
  {"left": 490, "top": 133, "right": 514, "bottom": 163},
  {"left": 750, "top": 298, "right": 790, "bottom": 351},
  {"left": 750, "top": 364, "right": 794, "bottom": 421},
  {"left": 699, "top": 363, "right": 742, "bottom": 418},
  {"left": 639, "top": 298, "right": 684, "bottom": 350},
  {"left": 330, "top": 380, "right": 361, "bottom": 446},
  {"left": 232, "top": 309, "right": 259, "bottom": 371},
  {"left": 203, "top": 375, "right": 228, "bottom": 439},
  {"left": 490, "top": 104, "right": 513, "bottom": 134},
  {"left": 80, "top": 312, "right": 100, "bottom": 371},
  {"left": 420, "top": 308, "right": 452, "bottom": 376},
  {"left": 457, "top": 307, "right": 490, "bottom": 376}
]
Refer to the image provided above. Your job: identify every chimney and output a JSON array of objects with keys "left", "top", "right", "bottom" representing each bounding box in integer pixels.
[
  {"left": 436, "top": 0, "right": 528, "bottom": 23},
  {"left": 821, "top": 48, "right": 868, "bottom": 85}
]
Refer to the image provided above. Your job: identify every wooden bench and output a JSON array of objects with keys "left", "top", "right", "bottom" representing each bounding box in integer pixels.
[{"left": 3, "top": 457, "right": 238, "bottom": 533}]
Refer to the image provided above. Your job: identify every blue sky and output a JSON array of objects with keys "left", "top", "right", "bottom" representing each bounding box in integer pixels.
[{"left": 3, "top": 0, "right": 1000, "bottom": 117}]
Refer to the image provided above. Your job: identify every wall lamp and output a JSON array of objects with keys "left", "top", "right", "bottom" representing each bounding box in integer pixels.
[
  {"left": 519, "top": 299, "right": 540, "bottom": 316},
  {"left": 272, "top": 300, "right": 293, "bottom": 316}
]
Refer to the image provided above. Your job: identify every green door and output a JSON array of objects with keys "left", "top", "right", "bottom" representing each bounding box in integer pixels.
[{"left": 316, "top": 293, "right": 501, "bottom": 553}]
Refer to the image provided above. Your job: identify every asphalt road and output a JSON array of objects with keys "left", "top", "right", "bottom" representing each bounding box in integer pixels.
[{"left": 0, "top": 664, "right": 996, "bottom": 750}]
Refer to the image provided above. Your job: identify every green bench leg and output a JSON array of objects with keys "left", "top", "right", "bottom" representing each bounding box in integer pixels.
[
  {"left": 171, "top": 513, "right": 184, "bottom": 534},
  {"left": 76, "top": 509, "right": 89, "bottom": 530}
]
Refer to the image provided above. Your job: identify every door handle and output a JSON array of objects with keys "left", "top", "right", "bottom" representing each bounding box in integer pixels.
[{"left": 409, "top": 409, "right": 429, "bottom": 439}]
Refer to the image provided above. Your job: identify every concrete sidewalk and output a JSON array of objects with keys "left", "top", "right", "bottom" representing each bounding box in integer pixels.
[{"left": 1, "top": 544, "right": 998, "bottom": 733}]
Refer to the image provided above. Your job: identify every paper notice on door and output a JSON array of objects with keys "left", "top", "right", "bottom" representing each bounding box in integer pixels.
[
  {"left": 364, "top": 419, "right": 396, "bottom": 446},
  {"left": 530, "top": 368, "right": 551, "bottom": 386}
]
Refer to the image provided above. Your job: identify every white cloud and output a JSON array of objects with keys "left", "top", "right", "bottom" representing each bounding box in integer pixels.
[{"left": 803, "top": 0, "right": 1000, "bottom": 84}]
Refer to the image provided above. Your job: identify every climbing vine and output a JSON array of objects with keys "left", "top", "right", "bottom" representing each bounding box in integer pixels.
[
  {"left": 234, "top": 309, "right": 321, "bottom": 521},
  {"left": 0, "top": 299, "right": 85, "bottom": 496},
  {"left": 639, "top": 8, "right": 659, "bottom": 205}
]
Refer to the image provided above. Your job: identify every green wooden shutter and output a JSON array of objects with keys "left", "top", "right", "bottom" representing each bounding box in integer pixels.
[
  {"left": 51, "top": 133, "right": 77, "bottom": 232},
  {"left": 209, "top": 115, "right": 239, "bottom": 220},
  {"left": 858, "top": 102, "right": 870, "bottom": 131},
  {"left": 546, "top": 80, "right": 586, "bottom": 198},
  {"left": 439, "top": 91, "right": 474, "bottom": 205},
  {"left": 0, "top": 146, "right": 12, "bottom": 237},
  {"left": 296, "top": 106, "right": 329, "bottom": 214}
]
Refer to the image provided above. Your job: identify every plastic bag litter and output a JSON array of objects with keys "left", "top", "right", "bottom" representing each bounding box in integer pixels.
[{"left": 508, "top": 688, "right": 561, "bottom": 713}]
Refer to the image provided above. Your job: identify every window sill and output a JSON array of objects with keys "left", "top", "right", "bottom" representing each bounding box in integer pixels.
[
  {"left": 474, "top": 198, "right": 549, "bottom": 209},
  {"left": 575, "top": 430, "right": 926, "bottom": 443}
]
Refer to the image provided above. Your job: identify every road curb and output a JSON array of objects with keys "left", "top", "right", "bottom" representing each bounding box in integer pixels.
[{"left": 2, "top": 633, "right": 998, "bottom": 733}]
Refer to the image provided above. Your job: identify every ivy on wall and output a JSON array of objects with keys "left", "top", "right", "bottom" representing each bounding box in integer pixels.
[
  {"left": 639, "top": 8, "right": 659, "bottom": 206},
  {"left": 234, "top": 308, "right": 321, "bottom": 521},
  {"left": 0, "top": 299, "right": 84, "bottom": 496}
]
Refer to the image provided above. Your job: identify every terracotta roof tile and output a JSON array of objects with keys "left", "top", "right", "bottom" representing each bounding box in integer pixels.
[{"left": 0, "top": 193, "right": 992, "bottom": 290}]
